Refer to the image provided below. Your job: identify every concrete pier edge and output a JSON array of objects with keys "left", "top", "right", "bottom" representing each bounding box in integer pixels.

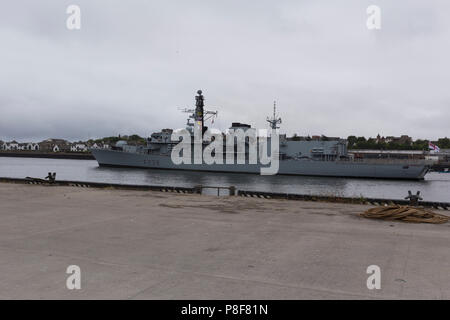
[{"left": 1, "top": 176, "right": 448, "bottom": 210}]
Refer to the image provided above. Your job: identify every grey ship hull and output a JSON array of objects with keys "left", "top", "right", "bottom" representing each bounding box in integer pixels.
[{"left": 91, "top": 148, "right": 430, "bottom": 180}]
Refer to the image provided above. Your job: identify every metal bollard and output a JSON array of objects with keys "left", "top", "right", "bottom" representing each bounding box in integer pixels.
[
  {"left": 194, "top": 185, "right": 202, "bottom": 194},
  {"left": 45, "top": 172, "right": 56, "bottom": 184},
  {"left": 405, "top": 190, "right": 423, "bottom": 206}
]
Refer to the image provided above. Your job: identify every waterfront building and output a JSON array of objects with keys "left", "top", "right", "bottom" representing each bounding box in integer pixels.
[
  {"left": 18, "top": 142, "right": 39, "bottom": 151},
  {"left": 3, "top": 141, "right": 20, "bottom": 151},
  {"left": 38, "top": 139, "right": 70, "bottom": 153},
  {"left": 27, "top": 143, "right": 40, "bottom": 151},
  {"left": 88, "top": 142, "right": 110, "bottom": 149},
  {"left": 70, "top": 142, "right": 88, "bottom": 152},
  {"left": 384, "top": 135, "right": 413, "bottom": 145}
]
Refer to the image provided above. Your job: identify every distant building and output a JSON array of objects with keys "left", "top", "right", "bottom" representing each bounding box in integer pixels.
[
  {"left": 1, "top": 141, "right": 39, "bottom": 151},
  {"left": 39, "top": 139, "right": 70, "bottom": 153},
  {"left": 21, "top": 142, "right": 39, "bottom": 151},
  {"left": 437, "top": 149, "right": 450, "bottom": 162},
  {"left": 88, "top": 141, "right": 110, "bottom": 149},
  {"left": 3, "top": 141, "right": 20, "bottom": 151},
  {"left": 90, "top": 142, "right": 103, "bottom": 149},
  {"left": 384, "top": 135, "right": 412, "bottom": 145},
  {"left": 29, "top": 143, "right": 40, "bottom": 151},
  {"left": 376, "top": 134, "right": 384, "bottom": 144},
  {"left": 70, "top": 142, "right": 88, "bottom": 152}
]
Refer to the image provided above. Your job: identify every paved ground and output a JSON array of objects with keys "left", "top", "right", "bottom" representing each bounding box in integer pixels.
[{"left": 0, "top": 182, "right": 449, "bottom": 299}]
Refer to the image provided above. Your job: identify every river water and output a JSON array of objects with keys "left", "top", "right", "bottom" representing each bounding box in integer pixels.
[{"left": 0, "top": 157, "right": 449, "bottom": 202}]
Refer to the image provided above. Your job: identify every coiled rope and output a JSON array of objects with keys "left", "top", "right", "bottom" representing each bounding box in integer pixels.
[{"left": 360, "top": 205, "right": 449, "bottom": 224}]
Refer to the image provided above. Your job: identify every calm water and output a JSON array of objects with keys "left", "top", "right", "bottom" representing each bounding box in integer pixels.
[{"left": 0, "top": 157, "right": 449, "bottom": 202}]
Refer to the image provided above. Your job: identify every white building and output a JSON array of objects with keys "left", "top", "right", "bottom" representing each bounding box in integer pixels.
[
  {"left": 1, "top": 141, "right": 39, "bottom": 151},
  {"left": 70, "top": 143, "right": 88, "bottom": 152},
  {"left": 4, "top": 141, "right": 20, "bottom": 151},
  {"left": 90, "top": 142, "right": 102, "bottom": 149},
  {"left": 90, "top": 142, "right": 110, "bottom": 149},
  {"left": 28, "top": 143, "right": 39, "bottom": 151},
  {"left": 20, "top": 143, "right": 39, "bottom": 151}
]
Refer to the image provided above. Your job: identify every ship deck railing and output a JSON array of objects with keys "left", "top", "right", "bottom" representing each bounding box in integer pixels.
[{"left": 338, "top": 158, "right": 434, "bottom": 165}]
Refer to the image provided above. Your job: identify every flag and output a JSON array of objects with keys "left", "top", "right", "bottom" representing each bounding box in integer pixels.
[{"left": 429, "top": 142, "right": 440, "bottom": 152}]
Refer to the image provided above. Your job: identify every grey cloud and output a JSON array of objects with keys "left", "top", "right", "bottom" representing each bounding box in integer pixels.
[{"left": 0, "top": 0, "right": 449, "bottom": 142}]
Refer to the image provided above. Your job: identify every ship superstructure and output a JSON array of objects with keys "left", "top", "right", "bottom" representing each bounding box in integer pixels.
[{"left": 91, "top": 91, "right": 431, "bottom": 180}]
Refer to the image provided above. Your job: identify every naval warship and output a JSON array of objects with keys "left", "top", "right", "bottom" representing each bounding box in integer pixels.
[{"left": 91, "top": 90, "right": 431, "bottom": 180}]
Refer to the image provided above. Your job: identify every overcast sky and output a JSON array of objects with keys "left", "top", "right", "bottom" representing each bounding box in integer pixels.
[{"left": 0, "top": 0, "right": 449, "bottom": 142}]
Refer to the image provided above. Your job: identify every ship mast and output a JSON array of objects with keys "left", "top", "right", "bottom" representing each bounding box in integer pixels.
[
  {"left": 267, "top": 101, "right": 282, "bottom": 130},
  {"left": 179, "top": 90, "right": 218, "bottom": 133},
  {"left": 195, "top": 90, "right": 205, "bottom": 132}
]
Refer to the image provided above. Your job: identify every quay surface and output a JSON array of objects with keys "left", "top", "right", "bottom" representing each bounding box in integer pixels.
[{"left": 0, "top": 182, "right": 449, "bottom": 299}]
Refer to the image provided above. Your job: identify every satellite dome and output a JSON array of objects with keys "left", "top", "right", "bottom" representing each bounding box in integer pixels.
[{"left": 115, "top": 140, "right": 128, "bottom": 147}]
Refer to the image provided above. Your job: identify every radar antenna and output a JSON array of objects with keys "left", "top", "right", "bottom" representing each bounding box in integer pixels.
[
  {"left": 267, "top": 100, "right": 282, "bottom": 130},
  {"left": 179, "top": 90, "right": 218, "bottom": 130}
]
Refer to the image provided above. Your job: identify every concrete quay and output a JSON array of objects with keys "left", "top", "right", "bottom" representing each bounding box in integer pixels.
[{"left": 0, "top": 182, "right": 449, "bottom": 299}]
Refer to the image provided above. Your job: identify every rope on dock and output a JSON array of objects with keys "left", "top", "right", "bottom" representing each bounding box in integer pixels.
[{"left": 360, "top": 205, "right": 449, "bottom": 224}]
